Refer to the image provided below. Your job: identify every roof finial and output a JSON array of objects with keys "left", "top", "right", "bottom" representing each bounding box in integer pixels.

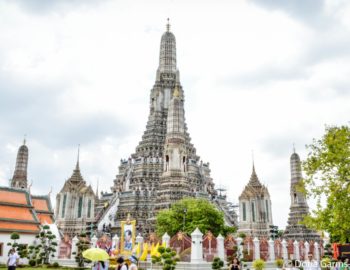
[
  {"left": 166, "top": 18, "right": 170, "bottom": 32},
  {"left": 293, "top": 143, "right": 296, "bottom": 153},
  {"left": 252, "top": 149, "right": 255, "bottom": 170},
  {"left": 23, "top": 134, "right": 27, "bottom": 145},
  {"left": 76, "top": 144, "right": 80, "bottom": 169}
]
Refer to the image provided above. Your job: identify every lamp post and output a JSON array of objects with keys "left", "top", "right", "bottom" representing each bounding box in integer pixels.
[{"left": 183, "top": 208, "right": 187, "bottom": 232}]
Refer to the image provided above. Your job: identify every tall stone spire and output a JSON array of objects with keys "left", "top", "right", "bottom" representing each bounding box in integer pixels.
[
  {"left": 110, "top": 22, "right": 237, "bottom": 235},
  {"left": 10, "top": 139, "right": 29, "bottom": 189},
  {"left": 69, "top": 146, "right": 84, "bottom": 183},
  {"left": 284, "top": 149, "right": 320, "bottom": 241},
  {"left": 158, "top": 18, "right": 177, "bottom": 74}
]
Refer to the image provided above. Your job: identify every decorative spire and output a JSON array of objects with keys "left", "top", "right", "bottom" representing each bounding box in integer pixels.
[
  {"left": 293, "top": 143, "right": 296, "bottom": 153},
  {"left": 23, "top": 134, "right": 26, "bottom": 145},
  {"left": 10, "top": 140, "right": 29, "bottom": 189},
  {"left": 76, "top": 144, "right": 80, "bottom": 170},
  {"left": 159, "top": 19, "right": 177, "bottom": 74},
  {"left": 166, "top": 18, "right": 170, "bottom": 32}
]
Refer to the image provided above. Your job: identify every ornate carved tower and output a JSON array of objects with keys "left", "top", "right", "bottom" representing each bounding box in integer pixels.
[
  {"left": 110, "top": 21, "right": 236, "bottom": 234},
  {"left": 238, "top": 164, "right": 273, "bottom": 238},
  {"left": 10, "top": 139, "right": 28, "bottom": 189},
  {"left": 284, "top": 149, "right": 320, "bottom": 241}
]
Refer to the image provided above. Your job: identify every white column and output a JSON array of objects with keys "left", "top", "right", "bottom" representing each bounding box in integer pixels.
[
  {"left": 314, "top": 242, "right": 320, "bottom": 262},
  {"left": 282, "top": 239, "right": 288, "bottom": 261},
  {"left": 253, "top": 237, "right": 260, "bottom": 260},
  {"left": 217, "top": 234, "right": 225, "bottom": 261},
  {"left": 305, "top": 241, "right": 310, "bottom": 257},
  {"left": 112, "top": 234, "right": 120, "bottom": 251},
  {"left": 91, "top": 235, "right": 98, "bottom": 248},
  {"left": 268, "top": 238, "right": 275, "bottom": 262},
  {"left": 191, "top": 227, "right": 203, "bottom": 263},
  {"left": 294, "top": 240, "right": 300, "bottom": 260},
  {"left": 162, "top": 233, "right": 170, "bottom": 248},
  {"left": 71, "top": 236, "right": 79, "bottom": 259},
  {"left": 236, "top": 237, "right": 243, "bottom": 260}
]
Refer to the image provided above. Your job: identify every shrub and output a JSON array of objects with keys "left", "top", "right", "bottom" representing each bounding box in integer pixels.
[
  {"left": 252, "top": 259, "right": 265, "bottom": 270},
  {"left": 53, "top": 262, "right": 60, "bottom": 268},
  {"left": 29, "top": 259, "right": 36, "bottom": 267},
  {"left": 275, "top": 259, "right": 284, "bottom": 268},
  {"left": 212, "top": 257, "right": 224, "bottom": 270}
]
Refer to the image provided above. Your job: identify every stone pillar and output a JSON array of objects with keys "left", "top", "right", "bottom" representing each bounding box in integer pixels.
[
  {"left": 236, "top": 237, "right": 243, "bottom": 260},
  {"left": 112, "top": 234, "right": 120, "bottom": 251},
  {"left": 217, "top": 234, "right": 225, "bottom": 261},
  {"left": 71, "top": 236, "right": 79, "bottom": 259},
  {"left": 91, "top": 235, "right": 98, "bottom": 248},
  {"left": 162, "top": 233, "right": 170, "bottom": 248},
  {"left": 191, "top": 227, "right": 203, "bottom": 263},
  {"left": 304, "top": 241, "right": 310, "bottom": 257},
  {"left": 282, "top": 239, "right": 288, "bottom": 261},
  {"left": 314, "top": 242, "right": 320, "bottom": 262},
  {"left": 293, "top": 240, "right": 300, "bottom": 260},
  {"left": 268, "top": 238, "right": 275, "bottom": 262},
  {"left": 253, "top": 237, "right": 260, "bottom": 260}
]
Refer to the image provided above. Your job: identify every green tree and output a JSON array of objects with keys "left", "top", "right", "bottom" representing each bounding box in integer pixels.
[
  {"left": 27, "top": 225, "right": 58, "bottom": 265},
  {"left": 156, "top": 198, "right": 236, "bottom": 237},
  {"left": 7, "top": 232, "right": 27, "bottom": 259},
  {"left": 212, "top": 257, "right": 224, "bottom": 270},
  {"left": 302, "top": 125, "right": 350, "bottom": 243},
  {"left": 152, "top": 246, "right": 179, "bottom": 270},
  {"left": 72, "top": 233, "right": 91, "bottom": 268}
]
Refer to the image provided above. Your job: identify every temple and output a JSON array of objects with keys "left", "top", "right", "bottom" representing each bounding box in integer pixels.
[
  {"left": 55, "top": 148, "right": 96, "bottom": 237},
  {"left": 283, "top": 149, "right": 320, "bottom": 241},
  {"left": 238, "top": 163, "right": 273, "bottom": 238},
  {"left": 98, "top": 20, "right": 237, "bottom": 234}
]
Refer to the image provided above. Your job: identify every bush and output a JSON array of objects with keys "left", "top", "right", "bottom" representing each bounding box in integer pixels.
[
  {"left": 212, "top": 257, "right": 224, "bottom": 270},
  {"left": 252, "top": 259, "right": 265, "bottom": 270},
  {"left": 29, "top": 259, "right": 36, "bottom": 267},
  {"left": 275, "top": 259, "right": 284, "bottom": 268},
  {"left": 53, "top": 262, "right": 60, "bottom": 268}
]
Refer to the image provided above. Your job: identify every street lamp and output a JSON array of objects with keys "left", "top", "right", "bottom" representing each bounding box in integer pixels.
[{"left": 183, "top": 208, "right": 187, "bottom": 232}]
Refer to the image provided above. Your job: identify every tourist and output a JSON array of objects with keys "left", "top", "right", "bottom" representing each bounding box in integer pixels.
[
  {"left": 303, "top": 253, "right": 320, "bottom": 270},
  {"left": 229, "top": 258, "right": 241, "bottom": 270},
  {"left": 128, "top": 255, "right": 138, "bottom": 270},
  {"left": 116, "top": 257, "right": 128, "bottom": 270},
  {"left": 92, "top": 261, "right": 107, "bottom": 270},
  {"left": 7, "top": 248, "right": 19, "bottom": 270}
]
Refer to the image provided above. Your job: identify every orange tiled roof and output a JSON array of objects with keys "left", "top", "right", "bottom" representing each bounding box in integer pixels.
[
  {"left": 37, "top": 213, "right": 54, "bottom": 224},
  {"left": 0, "top": 189, "right": 28, "bottom": 204},
  {"left": 0, "top": 205, "right": 35, "bottom": 220},
  {"left": 0, "top": 221, "right": 40, "bottom": 233},
  {"left": 0, "top": 187, "right": 40, "bottom": 233},
  {"left": 32, "top": 198, "right": 49, "bottom": 211}
]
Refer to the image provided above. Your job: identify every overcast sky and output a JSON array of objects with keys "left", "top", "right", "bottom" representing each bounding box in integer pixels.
[{"left": 0, "top": 0, "right": 349, "bottom": 229}]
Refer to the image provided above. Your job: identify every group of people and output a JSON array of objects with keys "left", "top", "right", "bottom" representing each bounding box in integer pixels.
[{"left": 92, "top": 255, "right": 138, "bottom": 270}]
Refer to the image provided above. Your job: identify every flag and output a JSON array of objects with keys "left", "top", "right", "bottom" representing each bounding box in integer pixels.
[
  {"left": 151, "top": 242, "right": 160, "bottom": 257},
  {"left": 140, "top": 243, "right": 148, "bottom": 261},
  {"left": 135, "top": 242, "right": 141, "bottom": 257}
]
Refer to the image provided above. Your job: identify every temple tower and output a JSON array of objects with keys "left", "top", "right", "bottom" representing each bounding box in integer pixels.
[
  {"left": 55, "top": 149, "right": 95, "bottom": 237},
  {"left": 109, "top": 21, "right": 237, "bottom": 234},
  {"left": 10, "top": 139, "right": 29, "bottom": 189},
  {"left": 284, "top": 149, "right": 320, "bottom": 241},
  {"left": 238, "top": 164, "right": 273, "bottom": 238}
]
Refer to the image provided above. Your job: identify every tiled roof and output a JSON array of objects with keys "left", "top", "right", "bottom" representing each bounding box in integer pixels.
[
  {"left": 0, "top": 189, "right": 28, "bottom": 205},
  {"left": 37, "top": 213, "right": 54, "bottom": 224},
  {"left": 0, "top": 187, "right": 40, "bottom": 234},
  {"left": 31, "top": 195, "right": 55, "bottom": 224},
  {"left": 0, "top": 221, "right": 40, "bottom": 233}
]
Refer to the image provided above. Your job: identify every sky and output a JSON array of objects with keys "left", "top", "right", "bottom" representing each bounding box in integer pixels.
[{"left": 0, "top": 0, "right": 350, "bottom": 229}]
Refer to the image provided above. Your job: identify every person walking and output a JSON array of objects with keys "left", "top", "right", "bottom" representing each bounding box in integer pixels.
[
  {"left": 229, "top": 258, "right": 241, "bottom": 270},
  {"left": 7, "top": 249, "right": 19, "bottom": 270}
]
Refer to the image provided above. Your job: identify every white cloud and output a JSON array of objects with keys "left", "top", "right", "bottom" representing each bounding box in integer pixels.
[{"left": 0, "top": 0, "right": 350, "bottom": 229}]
